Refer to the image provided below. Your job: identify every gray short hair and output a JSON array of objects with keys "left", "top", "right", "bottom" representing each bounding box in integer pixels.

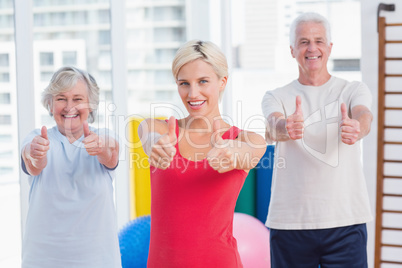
[
  {"left": 289, "top": 12, "right": 331, "bottom": 47},
  {"left": 41, "top": 66, "right": 100, "bottom": 123}
]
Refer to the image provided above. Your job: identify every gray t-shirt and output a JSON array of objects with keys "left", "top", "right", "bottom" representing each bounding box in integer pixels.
[{"left": 261, "top": 76, "right": 373, "bottom": 229}]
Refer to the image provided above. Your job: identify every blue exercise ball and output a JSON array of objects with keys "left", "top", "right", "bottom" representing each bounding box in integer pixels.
[{"left": 118, "top": 215, "right": 151, "bottom": 268}]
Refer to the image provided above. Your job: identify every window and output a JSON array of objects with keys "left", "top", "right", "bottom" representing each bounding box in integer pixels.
[
  {"left": 40, "top": 52, "right": 54, "bottom": 66},
  {"left": 33, "top": 0, "right": 113, "bottom": 131},
  {"left": 154, "top": 70, "right": 174, "bottom": 85},
  {"left": 126, "top": 8, "right": 151, "bottom": 23},
  {"left": 53, "top": 12, "right": 67, "bottom": 26},
  {"left": 0, "top": 93, "right": 10, "bottom": 104},
  {"left": 98, "top": 51, "right": 111, "bottom": 68},
  {"left": 0, "top": 72, "right": 9, "bottom": 82},
  {"left": 33, "top": 13, "right": 46, "bottom": 26},
  {"left": 153, "top": 7, "right": 185, "bottom": 21},
  {"left": 0, "top": 167, "right": 13, "bottom": 175},
  {"left": 97, "top": 70, "right": 111, "bottom": 86},
  {"left": 0, "top": 2, "right": 20, "bottom": 267},
  {"left": 63, "top": 51, "right": 77, "bottom": 65},
  {"left": 155, "top": 90, "right": 174, "bottom": 101},
  {"left": 155, "top": 49, "right": 176, "bottom": 64},
  {"left": 0, "top": 135, "right": 12, "bottom": 142},
  {"left": 99, "top": 30, "right": 110, "bottom": 45},
  {"left": 0, "top": 53, "right": 9, "bottom": 66},
  {"left": 0, "top": 150, "right": 12, "bottom": 158},
  {"left": 128, "top": 70, "right": 154, "bottom": 87},
  {"left": 153, "top": 28, "right": 185, "bottom": 43},
  {"left": 332, "top": 59, "right": 360, "bottom": 72},
  {"left": 127, "top": 29, "right": 152, "bottom": 43},
  {"left": 98, "top": 9, "right": 110, "bottom": 24},
  {"left": 40, "top": 71, "right": 53, "bottom": 82},
  {"left": 0, "top": 115, "right": 11, "bottom": 125},
  {"left": 0, "top": 0, "right": 13, "bottom": 9},
  {"left": 102, "top": 90, "right": 112, "bottom": 102},
  {"left": 59, "top": 11, "right": 87, "bottom": 25}
]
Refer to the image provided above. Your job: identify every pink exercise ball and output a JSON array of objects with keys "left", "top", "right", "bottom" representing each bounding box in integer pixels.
[{"left": 233, "top": 213, "right": 270, "bottom": 268}]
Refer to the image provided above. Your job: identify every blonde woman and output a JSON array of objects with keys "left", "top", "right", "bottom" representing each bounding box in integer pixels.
[{"left": 139, "top": 40, "right": 266, "bottom": 267}]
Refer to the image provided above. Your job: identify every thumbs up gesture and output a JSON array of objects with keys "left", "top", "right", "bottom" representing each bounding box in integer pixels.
[
  {"left": 82, "top": 121, "right": 105, "bottom": 156},
  {"left": 149, "top": 116, "right": 177, "bottom": 170},
  {"left": 340, "top": 103, "right": 360, "bottom": 145},
  {"left": 286, "top": 96, "right": 304, "bottom": 140},
  {"left": 29, "top": 126, "right": 50, "bottom": 160},
  {"left": 207, "top": 120, "right": 236, "bottom": 173}
]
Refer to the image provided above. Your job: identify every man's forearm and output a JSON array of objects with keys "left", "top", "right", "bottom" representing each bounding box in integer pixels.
[
  {"left": 351, "top": 106, "right": 373, "bottom": 140},
  {"left": 355, "top": 111, "right": 373, "bottom": 140}
]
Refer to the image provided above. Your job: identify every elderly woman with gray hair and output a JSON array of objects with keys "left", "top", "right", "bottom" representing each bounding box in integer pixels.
[{"left": 20, "top": 66, "right": 121, "bottom": 268}]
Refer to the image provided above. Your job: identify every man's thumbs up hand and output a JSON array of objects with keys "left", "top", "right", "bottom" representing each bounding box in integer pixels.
[
  {"left": 340, "top": 103, "right": 360, "bottom": 145},
  {"left": 286, "top": 96, "right": 304, "bottom": 140}
]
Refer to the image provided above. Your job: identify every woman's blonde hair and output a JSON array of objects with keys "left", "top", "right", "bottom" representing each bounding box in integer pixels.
[{"left": 41, "top": 66, "right": 100, "bottom": 123}]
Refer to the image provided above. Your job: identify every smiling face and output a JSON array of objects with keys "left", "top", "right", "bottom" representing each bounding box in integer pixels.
[
  {"left": 176, "top": 59, "right": 227, "bottom": 118},
  {"left": 291, "top": 21, "right": 333, "bottom": 85},
  {"left": 51, "top": 79, "right": 91, "bottom": 138}
]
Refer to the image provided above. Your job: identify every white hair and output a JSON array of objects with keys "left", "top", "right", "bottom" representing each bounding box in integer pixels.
[{"left": 289, "top": 12, "right": 331, "bottom": 47}]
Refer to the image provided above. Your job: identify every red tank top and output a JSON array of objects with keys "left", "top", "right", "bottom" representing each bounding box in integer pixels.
[{"left": 147, "top": 120, "right": 247, "bottom": 268}]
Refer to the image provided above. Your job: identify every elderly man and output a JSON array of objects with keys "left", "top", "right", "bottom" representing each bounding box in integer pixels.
[{"left": 261, "top": 12, "right": 373, "bottom": 267}]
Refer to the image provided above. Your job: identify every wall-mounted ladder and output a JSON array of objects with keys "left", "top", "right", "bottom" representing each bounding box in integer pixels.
[{"left": 375, "top": 3, "right": 402, "bottom": 267}]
